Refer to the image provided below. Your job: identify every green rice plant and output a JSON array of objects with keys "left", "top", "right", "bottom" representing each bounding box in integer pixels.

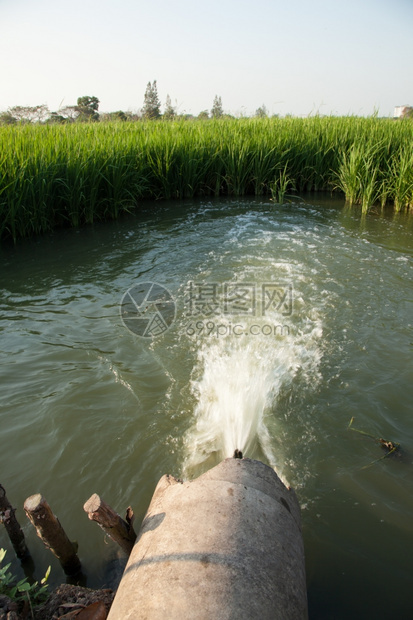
[
  {"left": 146, "top": 136, "right": 178, "bottom": 200},
  {"left": 166, "top": 124, "right": 215, "bottom": 199},
  {"left": 360, "top": 166, "right": 380, "bottom": 214},
  {"left": 251, "top": 145, "right": 280, "bottom": 196},
  {"left": 359, "top": 141, "right": 392, "bottom": 213},
  {"left": 334, "top": 145, "right": 364, "bottom": 206},
  {"left": 57, "top": 159, "right": 88, "bottom": 227},
  {"left": 101, "top": 155, "right": 140, "bottom": 219},
  {"left": 334, "top": 140, "right": 383, "bottom": 212},
  {"left": 1, "top": 116, "right": 413, "bottom": 241},
  {"left": 202, "top": 145, "right": 223, "bottom": 197},
  {"left": 0, "top": 172, "right": 24, "bottom": 242},
  {"left": 221, "top": 139, "right": 254, "bottom": 196},
  {"left": 270, "top": 163, "right": 292, "bottom": 203},
  {"left": 175, "top": 148, "right": 209, "bottom": 198},
  {"left": 390, "top": 146, "right": 413, "bottom": 212}
]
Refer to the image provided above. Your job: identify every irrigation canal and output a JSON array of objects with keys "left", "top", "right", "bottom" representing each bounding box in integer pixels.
[{"left": 0, "top": 196, "right": 412, "bottom": 619}]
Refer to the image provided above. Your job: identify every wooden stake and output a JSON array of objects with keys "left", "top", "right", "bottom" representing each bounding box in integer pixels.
[
  {"left": 83, "top": 494, "right": 136, "bottom": 556},
  {"left": 0, "top": 484, "right": 28, "bottom": 559},
  {"left": 24, "top": 494, "right": 81, "bottom": 575}
]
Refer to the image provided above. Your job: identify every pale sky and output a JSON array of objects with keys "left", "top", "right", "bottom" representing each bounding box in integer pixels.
[{"left": 1, "top": 0, "right": 412, "bottom": 117}]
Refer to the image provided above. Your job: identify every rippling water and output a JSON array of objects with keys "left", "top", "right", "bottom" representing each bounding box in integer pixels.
[{"left": 1, "top": 197, "right": 412, "bottom": 618}]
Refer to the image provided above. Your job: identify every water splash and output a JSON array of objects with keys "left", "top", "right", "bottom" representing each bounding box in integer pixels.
[{"left": 182, "top": 310, "right": 323, "bottom": 478}]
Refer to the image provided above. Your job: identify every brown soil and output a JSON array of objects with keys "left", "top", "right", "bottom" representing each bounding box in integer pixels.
[
  {"left": 35, "top": 585, "right": 114, "bottom": 620},
  {"left": 1, "top": 585, "right": 115, "bottom": 620}
]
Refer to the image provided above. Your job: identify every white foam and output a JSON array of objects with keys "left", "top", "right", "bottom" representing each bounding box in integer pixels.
[{"left": 182, "top": 300, "right": 323, "bottom": 478}]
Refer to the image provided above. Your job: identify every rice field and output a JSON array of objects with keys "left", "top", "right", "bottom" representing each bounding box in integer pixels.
[{"left": 0, "top": 116, "right": 412, "bottom": 241}]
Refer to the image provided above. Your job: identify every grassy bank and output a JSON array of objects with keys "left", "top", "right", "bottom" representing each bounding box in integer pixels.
[{"left": 1, "top": 117, "right": 412, "bottom": 241}]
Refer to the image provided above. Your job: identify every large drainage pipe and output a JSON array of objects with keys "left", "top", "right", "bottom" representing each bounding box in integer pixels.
[{"left": 108, "top": 458, "right": 308, "bottom": 619}]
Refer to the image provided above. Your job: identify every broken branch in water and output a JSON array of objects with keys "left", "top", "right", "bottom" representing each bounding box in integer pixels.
[{"left": 347, "top": 417, "right": 400, "bottom": 469}]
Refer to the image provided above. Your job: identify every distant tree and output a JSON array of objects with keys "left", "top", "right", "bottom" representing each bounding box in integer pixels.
[
  {"left": 163, "top": 94, "right": 176, "bottom": 120},
  {"left": 197, "top": 110, "right": 209, "bottom": 120},
  {"left": 0, "top": 111, "right": 17, "bottom": 125},
  {"left": 115, "top": 110, "right": 128, "bottom": 121},
  {"left": 76, "top": 96, "right": 100, "bottom": 121},
  {"left": 143, "top": 81, "right": 161, "bottom": 120},
  {"left": 7, "top": 104, "right": 49, "bottom": 123},
  {"left": 57, "top": 106, "right": 79, "bottom": 122},
  {"left": 100, "top": 110, "right": 128, "bottom": 122},
  {"left": 127, "top": 110, "right": 142, "bottom": 121},
  {"left": 255, "top": 105, "right": 268, "bottom": 118},
  {"left": 45, "top": 111, "right": 68, "bottom": 124},
  {"left": 7, "top": 107, "right": 28, "bottom": 123},
  {"left": 77, "top": 96, "right": 99, "bottom": 111},
  {"left": 211, "top": 95, "right": 223, "bottom": 119}
]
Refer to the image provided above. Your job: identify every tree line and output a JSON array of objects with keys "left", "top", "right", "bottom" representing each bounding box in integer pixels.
[
  {"left": 0, "top": 81, "right": 273, "bottom": 125},
  {"left": 3, "top": 81, "right": 411, "bottom": 125}
]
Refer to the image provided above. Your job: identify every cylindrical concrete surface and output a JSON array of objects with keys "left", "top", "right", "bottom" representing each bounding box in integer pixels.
[{"left": 108, "top": 458, "right": 308, "bottom": 619}]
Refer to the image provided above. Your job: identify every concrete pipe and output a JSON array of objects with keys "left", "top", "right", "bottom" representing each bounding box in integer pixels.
[{"left": 108, "top": 458, "right": 308, "bottom": 620}]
